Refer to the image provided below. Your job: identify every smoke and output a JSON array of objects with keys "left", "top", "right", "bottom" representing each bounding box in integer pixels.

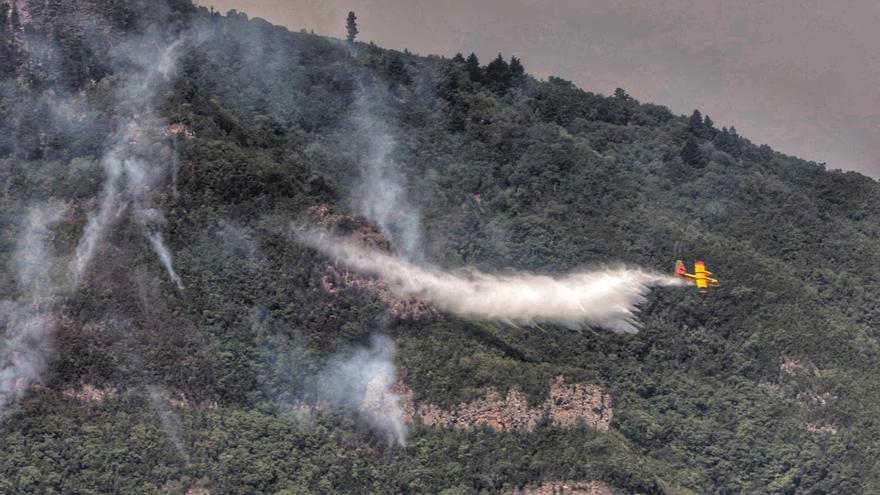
[
  {"left": 251, "top": 310, "right": 406, "bottom": 446},
  {"left": 14, "top": 206, "right": 67, "bottom": 292},
  {"left": 145, "top": 385, "right": 191, "bottom": 464},
  {"left": 2, "top": 32, "right": 187, "bottom": 417},
  {"left": 0, "top": 204, "right": 66, "bottom": 418},
  {"left": 301, "top": 230, "right": 682, "bottom": 333},
  {"left": 70, "top": 38, "right": 184, "bottom": 289},
  {"left": 349, "top": 82, "right": 423, "bottom": 261},
  {"left": 0, "top": 304, "right": 55, "bottom": 418},
  {"left": 317, "top": 335, "right": 407, "bottom": 446}
]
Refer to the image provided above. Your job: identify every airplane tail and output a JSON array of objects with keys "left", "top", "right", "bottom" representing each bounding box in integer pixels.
[{"left": 674, "top": 260, "right": 687, "bottom": 278}]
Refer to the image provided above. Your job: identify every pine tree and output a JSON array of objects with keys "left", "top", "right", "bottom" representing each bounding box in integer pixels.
[
  {"left": 465, "top": 52, "right": 481, "bottom": 82},
  {"left": 0, "top": 4, "right": 9, "bottom": 77},
  {"left": 11, "top": 3, "right": 20, "bottom": 31},
  {"left": 703, "top": 114, "right": 714, "bottom": 130},
  {"left": 681, "top": 135, "right": 707, "bottom": 167},
  {"left": 0, "top": 4, "right": 8, "bottom": 32},
  {"left": 346, "top": 11, "right": 358, "bottom": 43},
  {"left": 613, "top": 87, "right": 631, "bottom": 100},
  {"left": 484, "top": 53, "right": 510, "bottom": 91},
  {"left": 509, "top": 56, "right": 525, "bottom": 84},
  {"left": 688, "top": 110, "right": 703, "bottom": 135},
  {"left": 715, "top": 127, "right": 740, "bottom": 156},
  {"left": 386, "top": 54, "right": 411, "bottom": 85}
]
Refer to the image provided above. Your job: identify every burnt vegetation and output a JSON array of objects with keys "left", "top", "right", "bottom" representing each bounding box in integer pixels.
[{"left": 2, "top": 1, "right": 880, "bottom": 493}]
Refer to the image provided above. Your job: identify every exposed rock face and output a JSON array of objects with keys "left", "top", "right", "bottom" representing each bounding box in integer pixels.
[
  {"left": 803, "top": 422, "right": 838, "bottom": 434},
  {"left": 760, "top": 356, "right": 838, "bottom": 435},
  {"left": 309, "top": 204, "right": 432, "bottom": 319},
  {"left": 546, "top": 376, "right": 613, "bottom": 429},
  {"left": 62, "top": 383, "right": 119, "bottom": 402},
  {"left": 396, "top": 376, "right": 613, "bottom": 432},
  {"left": 164, "top": 123, "right": 195, "bottom": 140},
  {"left": 60, "top": 383, "right": 218, "bottom": 409},
  {"left": 511, "top": 481, "right": 618, "bottom": 495},
  {"left": 308, "top": 204, "right": 389, "bottom": 251}
]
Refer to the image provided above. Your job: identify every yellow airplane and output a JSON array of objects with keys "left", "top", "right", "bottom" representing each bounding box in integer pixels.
[{"left": 675, "top": 260, "right": 719, "bottom": 293}]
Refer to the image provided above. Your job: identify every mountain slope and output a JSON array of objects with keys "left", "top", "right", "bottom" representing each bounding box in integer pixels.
[{"left": 1, "top": 1, "right": 880, "bottom": 493}]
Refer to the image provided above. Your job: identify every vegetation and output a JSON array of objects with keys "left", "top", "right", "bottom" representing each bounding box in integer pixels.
[
  {"left": 2, "top": 1, "right": 880, "bottom": 493},
  {"left": 346, "top": 11, "right": 358, "bottom": 43}
]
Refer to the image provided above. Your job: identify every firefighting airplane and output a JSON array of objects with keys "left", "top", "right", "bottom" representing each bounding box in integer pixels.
[{"left": 675, "top": 260, "right": 720, "bottom": 293}]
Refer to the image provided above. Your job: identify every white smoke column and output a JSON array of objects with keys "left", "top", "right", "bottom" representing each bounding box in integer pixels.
[
  {"left": 70, "top": 38, "right": 184, "bottom": 289},
  {"left": 301, "top": 230, "right": 683, "bottom": 334},
  {"left": 138, "top": 209, "right": 184, "bottom": 289},
  {"left": 0, "top": 205, "right": 66, "bottom": 418},
  {"left": 15, "top": 206, "right": 67, "bottom": 292},
  {"left": 145, "top": 385, "right": 191, "bottom": 464},
  {"left": 0, "top": 306, "right": 55, "bottom": 418},
  {"left": 318, "top": 335, "right": 407, "bottom": 446},
  {"left": 350, "top": 83, "right": 423, "bottom": 261}
]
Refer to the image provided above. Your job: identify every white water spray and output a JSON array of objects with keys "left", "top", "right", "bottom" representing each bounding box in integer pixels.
[{"left": 301, "top": 230, "right": 682, "bottom": 333}]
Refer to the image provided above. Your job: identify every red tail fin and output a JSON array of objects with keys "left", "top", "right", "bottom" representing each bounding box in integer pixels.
[{"left": 674, "top": 260, "right": 687, "bottom": 277}]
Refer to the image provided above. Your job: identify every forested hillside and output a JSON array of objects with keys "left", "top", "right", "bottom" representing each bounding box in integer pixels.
[{"left": 2, "top": 1, "right": 880, "bottom": 493}]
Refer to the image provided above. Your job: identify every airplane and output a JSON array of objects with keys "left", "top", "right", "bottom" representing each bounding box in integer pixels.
[{"left": 675, "top": 260, "right": 719, "bottom": 293}]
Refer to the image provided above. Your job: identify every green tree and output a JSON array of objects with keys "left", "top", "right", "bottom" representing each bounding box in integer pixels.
[
  {"left": 509, "top": 56, "right": 525, "bottom": 84},
  {"left": 0, "top": 4, "right": 8, "bottom": 32},
  {"left": 346, "top": 11, "right": 358, "bottom": 43},
  {"left": 386, "top": 53, "right": 411, "bottom": 85},
  {"left": 614, "top": 87, "right": 631, "bottom": 100},
  {"left": 11, "top": 3, "right": 20, "bottom": 32},
  {"left": 465, "top": 52, "right": 482, "bottom": 83},
  {"left": 715, "top": 127, "right": 740, "bottom": 156},
  {"left": 484, "top": 53, "right": 510, "bottom": 92},
  {"left": 688, "top": 109, "right": 703, "bottom": 135},
  {"left": 681, "top": 135, "right": 707, "bottom": 167}
]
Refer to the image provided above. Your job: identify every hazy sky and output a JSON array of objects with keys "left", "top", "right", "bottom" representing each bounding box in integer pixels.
[{"left": 203, "top": 0, "right": 880, "bottom": 176}]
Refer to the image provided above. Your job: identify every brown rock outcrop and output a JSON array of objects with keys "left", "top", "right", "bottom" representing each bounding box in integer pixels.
[
  {"left": 164, "top": 123, "right": 195, "bottom": 140},
  {"left": 511, "top": 481, "right": 618, "bottom": 495},
  {"left": 546, "top": 376, "right": 613, "bottom": 430},
  {"left": 396, "top": 376, "right": 613, "bottom": 432},
  {"left": 62, "top": 383, "right": 119, "bottom": 402}
]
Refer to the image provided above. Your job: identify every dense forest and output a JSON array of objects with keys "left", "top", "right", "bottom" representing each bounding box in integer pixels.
[{"left": 2, "top": 1, "right": 880, "bottom": 493}]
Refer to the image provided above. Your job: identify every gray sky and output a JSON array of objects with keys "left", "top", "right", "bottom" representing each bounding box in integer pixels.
[{"left": 204, "top": 0, "right": 880, "bottom": 176}]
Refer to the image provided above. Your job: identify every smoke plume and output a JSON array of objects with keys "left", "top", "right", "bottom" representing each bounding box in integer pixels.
[
  {"left": 349, "top": 82, "right": 423, "bottom": 261},
  {"left": 2, "top": 33, "right": 186, "bottom": 418},
  {"left": 70, "top": 38, "right": 184, "bottom": 289},
  {"left": 301, "top": 230, "right": 681, "bottom": 333},
  {"left": 252, "top": 309, "right": 407, "bottom": 446},
  {"left": 145, "top": 385, "right": 191, "bottom": 464},
  {"left": 317, "top": 335, "right": 407, "bottom": 446},
  {"left": 0, "top": 205, "right": 66, "bottom": 417}
]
